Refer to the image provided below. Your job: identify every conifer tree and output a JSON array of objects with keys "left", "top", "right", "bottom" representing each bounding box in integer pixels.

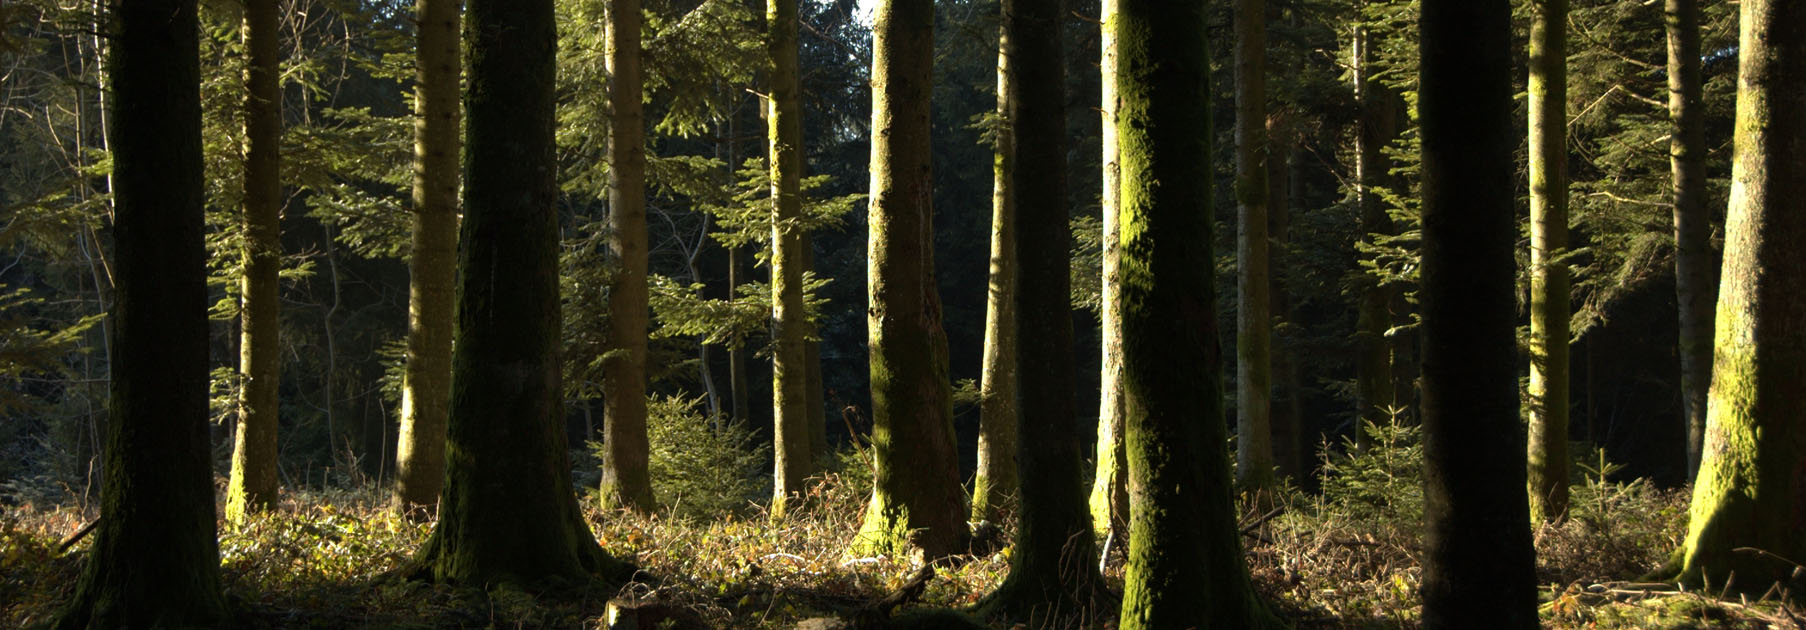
[{"left": 57, "top": 0, "right": 226, "bottom": 624}]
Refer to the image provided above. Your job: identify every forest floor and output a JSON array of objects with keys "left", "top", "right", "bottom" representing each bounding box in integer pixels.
[{"left": 2, "top": 460, "right": 1800, "bottom": 629}]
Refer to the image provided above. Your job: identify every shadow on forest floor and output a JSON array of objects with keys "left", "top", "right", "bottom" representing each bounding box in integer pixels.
[{"left": 3, "top": 455, "right": 1800, "bottom": 629}]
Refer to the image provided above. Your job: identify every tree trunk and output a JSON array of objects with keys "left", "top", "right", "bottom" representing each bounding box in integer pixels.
[
  {"left": 769, "top": 0, "right": 813, "bottom": 517},
  {"left": 1087, "top": 0, "right": 1129, "bottom": 542},
  {"left": 56, "top": 0, "right": 226, "bottom": 624},
  {"left": 1352, "top": 23, "right": 1396, "bottom": 449},
  {"left": 1267, "top": 115, "right": 1304, "bottom": 481},
  {"left": 1114, "top": 3, "right": 1277, "bottom": 628},
  {"left": 1665, "top": 0, "right": 1712, "bottom": 485},
  {"left": 393, "top": 0, "right": 462, "bottom": 518},
  {"left": 1666, "top": 0, "right": 1806, "bottom": 596},
  {"left": 975, "top": 0, "right": 1100, "bottom": 622},
  {"left": 1233, "top": 0, "right": 1273, "bottom": 492},
  {"left": 972, "top": 7, "right": 1018, "bottom": 525},
  {"left": 226, "top": 0, "right": 283, "bottom": 525},
  {"left": 1526, "top": 0, "right": 1571, "bottom": 523},
  {"left": 403, "top": 0, "right": 630, "bottom": 587},
  {"left": 851, "top": 0, "right": 967, "bottom": 560},
  {"left": 1417, "top": 0, "right": 1538, "bottom": 626},
  {"left": 601, "top": 0, "right": 655, "bottom": 511}
]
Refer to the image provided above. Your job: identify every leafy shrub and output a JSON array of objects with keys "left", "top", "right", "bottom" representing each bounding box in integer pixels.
[{"left": 594, "top": 394, "right": 768, "bottom": 520}]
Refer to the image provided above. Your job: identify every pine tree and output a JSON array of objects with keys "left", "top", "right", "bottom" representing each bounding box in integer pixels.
[
  {"left": 1526, "top": 0, "right": 1572, "bottom": 523},
  {"left": 600, "top": 0, "right": 656, "bottom": 511},
  {"left": 769, "top": 0, "right": 813, "bottom": 517},
  {"left": 402, "top": 0, "right": 631, "bottom": 588},
  {"left": 851, "top": 0, "right": 968, "bottom": 560},
  {"left": 1233, "top": 0, "right": 1274, "bottom": 491},
  {"left": 393, "top": 0, "right": 463, "bottom": 518},
  {"left": 972, "top": 0, "right": 1018, "bottom": 525},
  {"left": 226, "top": 0, "right": 284, "bottom": 524},
  {"left": 1113, "top": 1, "right": 1276, "bottom": 627},
  {"left": 1665, "top": 0, "right": 1712, "bottom": 484},
  {"left": 1662, "top": 0, "right": 1806, "bottom": 597},
  {"left": 56, "top": 0, "right": 226, "bottom": 624},
  {"left": 1417, "top": 0, "right": 1538, "bottom": 625},
  {"left": 975, "top": 0, "right": 1100, "bottom": 622}
]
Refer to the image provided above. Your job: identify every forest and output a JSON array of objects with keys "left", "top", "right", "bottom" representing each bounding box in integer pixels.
[{"left": 1, "top": 0, "right": 1802, "bottom": 627}]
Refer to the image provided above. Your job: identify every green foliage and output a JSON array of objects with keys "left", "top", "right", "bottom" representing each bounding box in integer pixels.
[
  {"left": 1317, "top": 413, "right": 1423, "bottom": 525},
  {"left": 701, "top": 157, "right": 864, "bottom": 261},
  {"left": 593, "top": 394, "right": 769, "bottom": 520}
]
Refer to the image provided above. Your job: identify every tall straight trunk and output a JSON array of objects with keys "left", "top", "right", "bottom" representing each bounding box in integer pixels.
[
  {"left": 851, "top": 0, "right": 967, "bottom": 560},
  {"left": 1087, "top": 0, "right": 1129, "bottom": 542},
  {"left": 1666, "top": 0, "right": 1711, "bottom": 484},
  {"left": 1267, "top": 116, "right": 1304, "bottom": 481},
  {"left": 1417, "top": 0, "right": 1538, "bottom": 626},
  {"left": 1114, "top": 2, "right": 1276, "bottom": 628},
  {"left": 972, "top": 10, "right": 1019, "bottom": 524},
  {"left": 768, "top": 0, "right": 812, "bottom": 517},
  {"left": 1352, "top": 24, "right": 1396, "bottom": 448},
  {"left": 226, "top": 0, "right": 283, "bottom": 525},
  {"left": 403, "top": 0, "right": 630, "bottom": 587},
  {"left": 1526, "top": 0, "right": 1571, "bottom": 523},
  {"left": 601, "top": 0, "right": 655, "bottom": 511},
  {"left": 56, "top": 0, "right": 225, "bottom": 624},
  {"left": 393, "top": 0, "right": 462, "bottom": 518},
  {"left": 1665, "top": 0, "right": 1806, "bottom": 595},
  {"left": 1233, "top": 0, "right": 1273, "bottom": 491},
  {"left": 976, "top": 0, "right": 1099, "bottom": 622}
]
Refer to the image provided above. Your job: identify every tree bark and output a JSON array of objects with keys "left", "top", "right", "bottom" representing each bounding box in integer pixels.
[
  {"left": 1233, "top": 0, "right": 1273, "bottom": 492},
  {"left": 769, "top": 0, "right": 813, "bottom": 517},
  {"left": 393, "top": 0, "right": 462, "bottom": 518},
  {"left": 1417, "top": 0, "right": 1538, "bottom": 626},
  {"left": 975, "top": 0, "right": 1100, "bottom": 622},
  {"left": 1087, "top": 0, "right": 1129, "bottom": 542},
  {"left": 227, "top": 0, "right": 284, "bottom": 525},
  {"left": 972, "top": 5, "right": 1018, "bottom": 525},
  {"left": 1352, "top": 23, "right": 1396, "bottom": 450},
  {"left": 403, "top": 0, "right": 630, "bottom": 587},
  {"left": 1268, "top": 114, "right": 1304, "bottom": 481},
  {"left": 56, "top": 0, "right": 226, "bottom": 624},
  {"left": 1526, "top": 0, "right": 1571, "bottom": 523},
  {"left": 601, "top": 0, "right": 655, "bottom": 511},
  {"left": 1114, "top": 2, "right": 1276, "bottom": 628},
  {"left": 851, "top": 0, "right": 967, "bottom": 560},
  {"left": 1666, "top": 0, "right": 1806, "bottom": 597},
  {"left": 1665, "top": 0, "right": 1712, "bottom": 485}
]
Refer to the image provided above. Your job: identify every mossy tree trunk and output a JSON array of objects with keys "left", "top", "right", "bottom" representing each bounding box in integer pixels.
[
  {"left": 56, "top": 0, "right": 226, "bottom": 624},
  {"left": 975, "top": 0, "right": 1100, "bottom": 623},
  {"left": 226, "top": 0, "right": 283, "bottom": 525},
  {"left": 1417, "top": 0, "right": 1538, "bottom": 626},
  {"left": 972, "top": 6, "right": 1018, "bottom": 525},
  {"left": 1233, "top": 0, "right": 1273, "bottom": 492},
  {"left": 1352, "top": 23, "right": 1396, "bottom": 449},
  {"left": 393, "top": 0, "right": 462, "bottom": 518},
  {"left": 1526, "top": 0, "right": 1571, "bottom": 524},
  {"left": 601, "top": 0, "right": 655, "bottom": 512},
  {"left": 769, "top": 0, "right": 812, "bottom": 517},
  {"left": 404, "top": 0, "right": 629, "bottom": 588},
  {"left": 1665, "top": 0, "right": 1712, "bottom": 484},
  {"left": 1666, "top": 0, "right": 1806, "bottom": 597},
  {"left": 1114, "top": 2, "right": 1277, "bottom": 628},
  {"left": 1087, "top": 0, "right": 1129, "bottom": 543},
  {"left": 852, "top": 0, "right": 967, "bottom": 561}
]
